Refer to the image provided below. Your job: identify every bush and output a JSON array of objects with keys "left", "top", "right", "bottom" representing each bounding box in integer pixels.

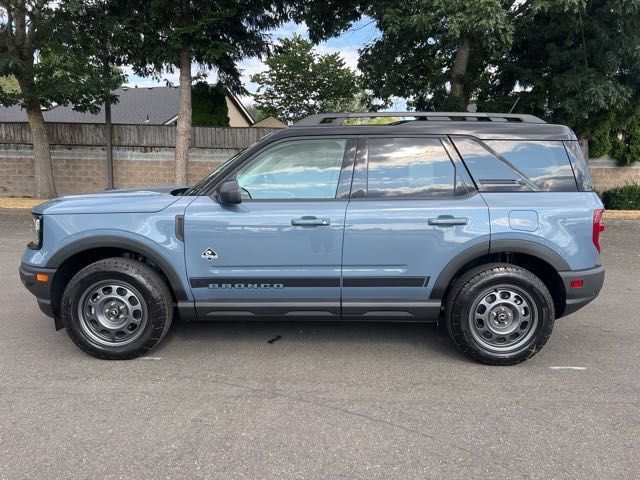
[
  {"left": 602, "top": 183, "right": 640, "bottom": 210},
  {"left": 191, "top": 82, "right": 230, "bottom": 127}
]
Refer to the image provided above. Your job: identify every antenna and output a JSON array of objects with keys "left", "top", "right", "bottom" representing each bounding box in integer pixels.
[{"left": 509, "top": 96, "right": 520, "bottom": 114}]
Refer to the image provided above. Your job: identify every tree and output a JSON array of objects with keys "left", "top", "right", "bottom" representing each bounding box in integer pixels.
[
  {"left": 251, "top": 35, "right": 363, "bottom": 123},
  {"left": 302, "top": 0, "right": 640, "bottom": 160},
  {"left": 122, "top": 0, "right": 291, "bottom": 184},
  {"left": 0, "top": 1, "right": 122, "bottom": 198},
  {"left": 191, "top": 82, "right": 229, "bottom": 127},
  {"left": 246, "top": 104, "right": 269, "bottom": 122},
  {"left": 301, "top": 0, "right": 515, "bottom": 111},
  {"left": 480, "top": 0, "right": 640, "bottom": 157}
]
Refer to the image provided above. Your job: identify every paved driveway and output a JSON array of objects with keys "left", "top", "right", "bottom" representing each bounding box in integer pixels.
[{"left": 0, "top": 209, "right": 638, "bottom": 479}]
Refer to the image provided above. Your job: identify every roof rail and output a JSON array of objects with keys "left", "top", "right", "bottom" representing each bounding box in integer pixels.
[{"left": 293, "top": 112, "right": 546, "bottom": 126}]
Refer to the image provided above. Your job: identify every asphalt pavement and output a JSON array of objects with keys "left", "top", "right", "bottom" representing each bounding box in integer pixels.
[{"left": 0, "top": 208, "right": 638, "bottom": 479}]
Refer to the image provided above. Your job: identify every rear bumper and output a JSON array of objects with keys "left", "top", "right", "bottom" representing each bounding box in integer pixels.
[
  {"left": 559, "top": 266, "right": 605, "bottom": 317},
  {"left": 19, "top": 263, "right": 57, "bottom": 318}
]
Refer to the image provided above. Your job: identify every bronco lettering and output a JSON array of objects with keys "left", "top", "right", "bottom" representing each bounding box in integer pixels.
[{"left": 208, "top": 283, "right": 285, "bottom": 289}]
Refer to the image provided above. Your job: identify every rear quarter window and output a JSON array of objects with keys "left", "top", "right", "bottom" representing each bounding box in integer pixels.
[{"left": 453, "top": 138, "right": 578, "bottom": 192}]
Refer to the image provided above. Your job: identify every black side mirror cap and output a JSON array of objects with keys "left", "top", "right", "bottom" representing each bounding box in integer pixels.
[{"left": 215, "top": 178, "right": 242, "bottom": 204}]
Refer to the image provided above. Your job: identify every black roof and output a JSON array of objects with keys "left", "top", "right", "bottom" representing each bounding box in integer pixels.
[
  {"left": 284, "top": 112, "right": 576, "bottom": 140},
  {"left": 281, "top": 122, "right": 576, "bottom": 141}
]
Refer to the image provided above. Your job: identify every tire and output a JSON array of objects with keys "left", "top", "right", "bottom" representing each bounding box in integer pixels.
[
  {"left": 444, "top": 263, "right": 555, "bottom": 366},
  {"left": 61, "top": 257, "right": 173, "bottom": 360}
]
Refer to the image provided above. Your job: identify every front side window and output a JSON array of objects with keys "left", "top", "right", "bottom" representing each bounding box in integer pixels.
[
  {"left": 366, "top": 137, "right": 455, "bottom": 198},
  {"left": 235, "top": 139, "right": 346, "bottom": 200}
]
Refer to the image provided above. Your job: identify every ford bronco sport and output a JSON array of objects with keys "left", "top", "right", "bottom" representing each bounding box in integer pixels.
[{"left": 19, "top": 112, "right": 605, "bottom": 365}]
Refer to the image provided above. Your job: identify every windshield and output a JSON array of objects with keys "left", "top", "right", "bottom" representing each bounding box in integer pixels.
[{"left": 182, "top": 149, "right": 246, "bottom": 196}]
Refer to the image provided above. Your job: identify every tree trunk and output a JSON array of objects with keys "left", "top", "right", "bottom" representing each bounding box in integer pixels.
[
  {"left": 23, "top": 97, "right": 57, "bottom": 199},
  {"left": 450, "top": 38, "right": 471, "bottom": 110},
  {"left": 174, "top": 41, "right": 192, "bottom": 185}
]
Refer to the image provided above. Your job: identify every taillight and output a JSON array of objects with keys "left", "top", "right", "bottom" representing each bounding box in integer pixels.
[{"left": 593, "top": 209, "right": 605, "bottom": 252}]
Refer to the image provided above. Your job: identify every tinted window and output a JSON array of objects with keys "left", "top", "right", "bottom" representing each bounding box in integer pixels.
[
  {"left": 486, "top": 140, "right": 577, "bottom": 192},
  {"left": 452, "top": 139, "right": 527, "bottom": 192},
  {"left": 366, "top": 138, "right": 455, "bottom": 198},
  {"left": 453, "top": 138, "right": 578, "bottom": 192},
  {"left": 236, "top": 139, "right": 346, "bottom": 199},
  {"left": 564, "top": 141, "right": 593, "bottom": 191}
]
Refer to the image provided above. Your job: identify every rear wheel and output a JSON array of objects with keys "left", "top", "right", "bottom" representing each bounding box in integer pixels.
[
  {"left": 445, "top": 263, "right": 555, "bottom": 365},
  {"left": 61, "top": 258, "right": 173, "bottom": 360}
]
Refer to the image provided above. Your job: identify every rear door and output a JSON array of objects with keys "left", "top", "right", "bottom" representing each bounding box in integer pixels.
[
  {"left": 341, "top": 136, "right": 491, "bottom": 319},
  {"left": 184, "top": 136, "right": 356, "bottom": 320}
]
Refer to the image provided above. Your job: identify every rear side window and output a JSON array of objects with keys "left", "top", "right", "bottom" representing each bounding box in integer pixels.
[
  {"left": 366, "top": 138, "right": 455, "bottom": 198},
  {"left": 453, "top": 138, "right": 578, "bottom": 192}
]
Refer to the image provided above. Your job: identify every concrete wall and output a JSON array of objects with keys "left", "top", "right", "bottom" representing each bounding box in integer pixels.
[
  {"left": 1, "top": 142, "right": 638, "bottom": 198},
  {"left": 588, "top": 155, "right": 640, "bottom": 191},
  {"left": 0, "top": 144, "right": 236, "bottom": 197}
]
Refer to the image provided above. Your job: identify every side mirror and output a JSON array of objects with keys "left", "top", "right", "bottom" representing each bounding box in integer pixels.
[{"left": 216, "top": 178, "right": 242, "bottom": 205}]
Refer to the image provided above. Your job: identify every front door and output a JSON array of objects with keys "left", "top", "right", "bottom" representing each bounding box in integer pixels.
[
  {"left": 184, "top": 137, "right": 356, "bottom": 320},
  {"left": 341, "top": 136, "right": 491, "bottom": 319}
]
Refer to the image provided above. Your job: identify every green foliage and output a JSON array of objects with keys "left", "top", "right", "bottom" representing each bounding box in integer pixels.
[
  {"left": 251, "top": 35, "right": 364, "bottom": 123},
  {"left": 602, "top": 183, "right": 640, "bottom": 210},
  {"left": 246, "top": 105, "right": 269, "bottom": 122},
  {"left": 610, "top": 115, "right": 640, "bottom": 165},
  {"left": 305, "top": 0, "right": 515, "bottom": 111},
  {"left": 191, "top": 82, "right": 229, "bottom": 126},
  {"left": 0, "top": 76, "right": 19, "bottom": 93},
  {"left": 580, "top": 106, "right": 640, "bottom": 164},
  {"left": 481, "top": 0, "right": 640, "bottom": 140},
  {"left": 121, "top": 0, "right": 291, "bottom": 95},
  {"left": 304, "top": 0, "right": 640, "bottom": 149},
  {"left": 0, "top": 1, "right": 124, "bottom": 111},
  {"left": 588, "top": 122, "right": 614, "bottom": 159}
]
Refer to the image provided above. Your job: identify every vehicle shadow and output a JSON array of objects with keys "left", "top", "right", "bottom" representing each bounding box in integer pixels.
[{"left": 157, "top": 318, "right": 470, "bottom": 363}]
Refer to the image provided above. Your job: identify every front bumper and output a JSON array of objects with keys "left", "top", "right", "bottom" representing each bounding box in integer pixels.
[
  {"left": 19, "top": 262, "right": 57, "bottom": 318},
  {"left": 559, "top": 265, "right": 605, "bottom": 317}
]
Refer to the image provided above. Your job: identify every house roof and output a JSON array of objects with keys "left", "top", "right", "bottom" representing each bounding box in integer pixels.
[
  {"left": 251, "top": 116, "right": 287, "bottom": 128},
  {"left": 0, "top": 104, "right": 29, "bottom": 122},
  {"left": 0, "top": 86, "right": 254, "bottom": 126}
]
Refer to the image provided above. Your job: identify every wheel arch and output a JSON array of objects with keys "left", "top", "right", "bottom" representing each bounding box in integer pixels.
[
  {"left": 47, "top": 236, "right": 190, "bottom": 317},
  {"left": 431, "top": 240, "right": 569, "bottom": 318}
]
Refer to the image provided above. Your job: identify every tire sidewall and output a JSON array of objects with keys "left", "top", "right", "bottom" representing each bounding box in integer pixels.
[
  {"left": 448, "top": 268, "right": 554, "bottom": 364},
  {"left": 62, "top": 261, "right": 170, "bottom": 359}
]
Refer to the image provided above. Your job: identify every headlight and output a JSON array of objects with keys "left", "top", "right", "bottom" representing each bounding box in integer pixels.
[{"left": 28, "top": 214, "right": 43, "bottom": 250}]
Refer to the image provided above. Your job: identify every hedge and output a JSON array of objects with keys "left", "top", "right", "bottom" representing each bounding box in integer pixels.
[{"left": 602, "top": 183, "right": 640, "bottom": 210}]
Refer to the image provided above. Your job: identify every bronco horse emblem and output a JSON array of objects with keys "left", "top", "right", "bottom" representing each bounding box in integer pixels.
[{"left": 201, "top": 248, "right": 218, "bottom": 261}]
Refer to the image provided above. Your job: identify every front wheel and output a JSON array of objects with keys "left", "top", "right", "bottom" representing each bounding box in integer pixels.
[
  {"left": 445, "top": 263, "right": 555, "bottom": 365},
  {"left": 61, "top": 258, "right": 173, "bottom": 360}
]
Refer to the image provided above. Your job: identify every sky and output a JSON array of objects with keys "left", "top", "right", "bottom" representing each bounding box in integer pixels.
[{"left": 123, "top": 18, "right": 389, "bottom": 108}]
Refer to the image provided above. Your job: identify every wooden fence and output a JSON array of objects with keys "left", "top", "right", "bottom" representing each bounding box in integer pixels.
[{"left": 0, "top": 122, "right": 282, "bottom": 149}]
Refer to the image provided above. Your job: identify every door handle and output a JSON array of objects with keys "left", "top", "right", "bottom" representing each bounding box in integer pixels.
[
  {"left": 428, "top": 215, "right": 468, "bottom": 226},
  {"left": 291, "top": 216, "right": 331, "bottom": 227}
]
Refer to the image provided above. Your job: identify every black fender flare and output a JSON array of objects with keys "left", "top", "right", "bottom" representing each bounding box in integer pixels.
[
  {"left": 429, "top": 239, "right": 570, "bottom": 300},
  {"left": 46, "top": 235, "right": 190, "bottom": 301}
]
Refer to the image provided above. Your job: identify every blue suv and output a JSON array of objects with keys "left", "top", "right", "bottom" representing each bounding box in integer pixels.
[{"left": 19, "top": 112, "right": 605, "bottom": 365}]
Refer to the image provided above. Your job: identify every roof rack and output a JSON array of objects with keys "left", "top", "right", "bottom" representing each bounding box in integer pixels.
[{"left": 293, "top": 112, "right": 546, "bottom": 126}]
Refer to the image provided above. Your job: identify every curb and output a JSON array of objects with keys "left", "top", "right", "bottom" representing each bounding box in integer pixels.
[
  {"left": 0, "top": 199, "right": 45, "bottom": 210},
  {"left": 603, "top": 210, "right": 640, "bottom": 219}
]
